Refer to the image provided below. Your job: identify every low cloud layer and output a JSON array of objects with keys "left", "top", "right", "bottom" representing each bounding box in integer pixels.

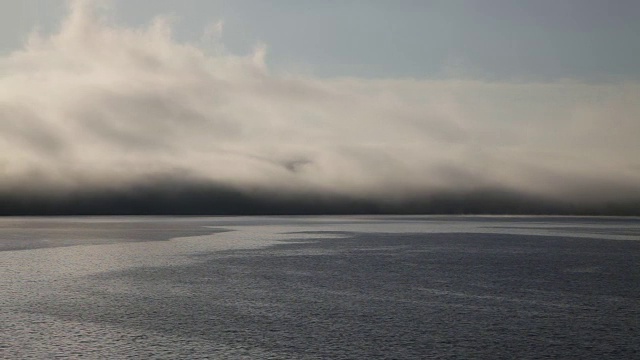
[{"left": 1, "top": 1, "right": 639, "bottom": 215}]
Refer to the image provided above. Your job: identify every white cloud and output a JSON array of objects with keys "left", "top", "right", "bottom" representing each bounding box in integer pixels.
[{"left": 0, "top": 1, "right": 639, "bottom": 205}]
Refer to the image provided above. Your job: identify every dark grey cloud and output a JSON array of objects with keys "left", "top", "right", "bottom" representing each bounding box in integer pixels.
[{"left": 1, "top": 178, "right": 638, "bottom": 216}]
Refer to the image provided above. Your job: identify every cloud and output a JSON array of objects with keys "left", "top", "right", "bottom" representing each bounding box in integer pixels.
[{"left": 0, "top": 0, "right": 639, "bottom": 214}]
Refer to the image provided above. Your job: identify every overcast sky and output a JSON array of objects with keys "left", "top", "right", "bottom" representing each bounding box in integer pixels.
[{"left": 0, "top": 0, "right": 639, "bottom": 214}]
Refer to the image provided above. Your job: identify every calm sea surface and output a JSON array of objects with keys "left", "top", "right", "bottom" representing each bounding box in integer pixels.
[{"left": 1, "top": 216, "right": 639, "bottom": 359}]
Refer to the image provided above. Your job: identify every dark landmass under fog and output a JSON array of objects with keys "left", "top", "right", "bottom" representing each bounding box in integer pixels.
[{"left": 1, "top": 180, "right": 638, "bottom": 216}]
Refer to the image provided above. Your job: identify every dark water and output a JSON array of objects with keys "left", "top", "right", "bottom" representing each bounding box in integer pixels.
[{"left": 1, "top": 216, "right": 639, "bottom": 359}]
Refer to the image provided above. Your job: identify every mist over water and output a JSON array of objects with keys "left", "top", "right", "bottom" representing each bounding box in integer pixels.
[
  {"left": 2, "top": 216, "right": 640, "bottom": 358},
  {"left": 3, "top": 1, "right": 639, "bottom": 358},
  {"left": 1, "top": 1, "right": 639, "bottom": 214}
]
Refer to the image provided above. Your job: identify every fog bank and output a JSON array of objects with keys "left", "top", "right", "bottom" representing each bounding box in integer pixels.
[{"left": 1, "top": 1, "right": 639, "bottom": 214}]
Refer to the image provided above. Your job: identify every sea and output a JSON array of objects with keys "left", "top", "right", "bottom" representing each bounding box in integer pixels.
[{"left": 1, "top": 215, "right": 639, "bottom": 359}]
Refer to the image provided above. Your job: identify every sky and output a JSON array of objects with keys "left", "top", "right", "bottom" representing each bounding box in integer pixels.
[
  {"left": 0, "top": 0, "right": 639, "bottom": 215},
  {"left": 2, "top": 0, "right": 640, "bottom": 80}
]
